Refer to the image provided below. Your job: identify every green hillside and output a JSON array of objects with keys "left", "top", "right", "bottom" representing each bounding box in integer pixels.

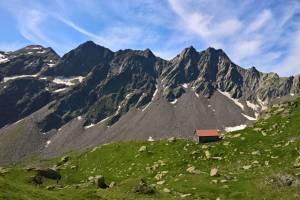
[{"left": 1, "top": 97, "right": 300, "bottom": 200}]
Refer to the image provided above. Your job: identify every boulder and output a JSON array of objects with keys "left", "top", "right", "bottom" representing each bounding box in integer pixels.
[
  {"left": 205, "top": 150, "right": 211, "bottom": 159},
  {"left": 109, "top": 181, "right": 116, "bottom": 188},
  {"left": 46, "top": 185, "right": 55, "bottom": 190},
  {"left": 30, "top": 175, "right": 43, "bottom": 185},
  {"left": 186, "top": 166, "right": 201, "bottom": 174},
  {"left": 154, "top": 171, "right": 168, "bottom": 180},
  {"left": 138, "top": 146, "right": 147, "bottom": 152},
  {"left": 242, "top": 165, "right": 251, "bottom": 170},
  {"left": 273, "top": 174, "right": 300, "bottom": 187},
  {"left": 95, "top": 175, "right": 109, "bottom": 189},
  {"left": 57, "top": 156, "right": 70, "bottom": 166},
  {"left": 157, "top": 180, "right": 165, "bottom": 185},
  {"left": 168, "top": 137, "right": 176, "bottom": 142},
  {"left": 133, "top": 179, "right": 155, "bottom": 195},
  {"left": 163, "top": 188, "right": 171, "bottom": 193},
  {"left": 37, "top": 168, "right": 61, "bottom": 183},
  {"left": 210, "top": 168, "right": 219, "bottom": 177},
  {"left": 294, "top": 156, "right": 300, "bottom": 168},
  {"left": 0, "top": 167, "right": 9, "bottom": 175}
]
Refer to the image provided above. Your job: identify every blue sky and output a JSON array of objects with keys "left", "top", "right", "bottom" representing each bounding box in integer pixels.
[{"left": 0, "top": 0, "right": 299, "bottom": 76}]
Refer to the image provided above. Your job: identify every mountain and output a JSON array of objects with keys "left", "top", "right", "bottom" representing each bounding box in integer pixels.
[
  {"left": 1, "top": 96, "right": 300, "bottom": 199},
  {"left": 0, "top": 41, "right": 299, "bottom": 164}
]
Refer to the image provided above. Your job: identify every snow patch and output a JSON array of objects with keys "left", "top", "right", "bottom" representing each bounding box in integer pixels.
[
  {"left": 14, "top": 119, "right": 24, "bottom": 124},
  {"left": 195, "top": 92, "right": 199, "bottom": 98},
  {"left": 246, "top": 101, "right": 260, "bottom": 111},
  {"left": 242, "top": 113, "right": 256, "bottom": 121},
  {"left": 142, "top": 85, "right": 158, "bottom": 112},
  {"left": 28, "top": 46, "right": 42, "bottom": 50},
  {"left": 0, "top": 57, "right": 9, "bottom": 64},
  {"left": 170, "top": 99, "right": 178, "bottom": 104},
  {"left": 142, "top": 102, "right": 151, "bottom": 112},
  {"left": 36, "top": 50, "right": 47, "bottom": 54},
  {"left": 84, "top": 123, "right": 95, "bottom": 129},
  {"left": 225, "top": 125, "right": 247, "bottom": 132},
  {"left": 53, "top": 76, "right": 84, "bottom": 86},
  {"left": 290, "top": 93, "right": 295, "bottom": 97},
  {"left": 3, "top": 74, "right": 39, "bottom": 82},
  {"left": 182, "top": 83, "right": 188, "bottom": 88},
  {"left": 99, "top": 117, "right": 110, "bottom": 124},
  {"left": 218, "top": 89, "right": 244, "bottom": 110},
  {"left": 45, "top": 140, "right": 51, "bottom": 148},
  {"left": 257, "top": 97, "right": 268, "bottom": 111},
  {"left": 47, "top": 63, "right": 56, "bottom": 68},
  {"left": 53, "top": 88, "right": 67, "bottom": 93},
  {"left": 77, "top": 116, "right": 82, "bottom": 120},
  {"left": 152, "top": 85, "right": 158, "bottom": 99},
  {"left": 125, "top": 93, "right": 133, "bottom": 99}
]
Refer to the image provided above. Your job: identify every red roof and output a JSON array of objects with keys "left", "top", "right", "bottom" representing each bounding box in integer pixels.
[{"left": 195, "top": 129, "right": 220, "bottom": 137}]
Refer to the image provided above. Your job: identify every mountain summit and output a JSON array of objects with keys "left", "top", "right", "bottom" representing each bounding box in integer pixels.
[{"left": 0, "top": 41, "right": 299, "bottom": 164}]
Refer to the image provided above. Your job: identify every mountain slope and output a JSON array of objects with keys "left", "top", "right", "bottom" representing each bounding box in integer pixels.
[{"left": 1, "top": 97, "right": 300, "bottom": 199}]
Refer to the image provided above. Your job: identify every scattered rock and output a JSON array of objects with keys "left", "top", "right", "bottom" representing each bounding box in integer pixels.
[
  {"left": 163, "top": 188, "right": 171, "bottom": 193},
  {"left": 138, "top": 146, "right": 147, "bottom": 152},
  {"left": 223, "top": 141, "right": 230, "bottom": 146},
  {"left": 95, "top": 175, "right": 109, "bottom": 189},
  {"left": 270, "top": 174, "right": 300, "bottom": 187},
  {"left": 180, "top": 193, "right": 191, "bottom": 198},
  {"left": 24, "top": 166, "right": 36, "bottom": 172},
  {"left": 232, "top": 133, "right": 241, "bottom": 138},
  {"left": 252, "top": 160, "right": 259, "bottom": 165},
  {"left": 168, "top": 137, "right": 176, "bottom": 142},
  {"left": 191, "top": 150, "right": 199, "bottom": 155},
  {"left": 242, "top": 165, "right": 251, "bottom": 170},
  {"left": 109, "top": 181, "right": 116, "bottom": 188},
  {"left": 70, "top": 165, "right": 77, "bottom": 170},
  {"left": 186, "top": 166, "right": 201, "bottom": 174},
  {"left": 57, "top": 156, "right": 70, "bottom": 166},
  {"left": 210, "top": 168, "right": 219, "bottom": 177},
  {"left": 211, "top": 157, "right": 222, "bottom": 160},
  {"left": 155, "top": 171, "right": 168, "bottom": 180},
  {"left": 265, "top": 161, "right": 270, "bottom": 166},
  {"left": 36, "top": 168, "right": 61, "bottom": 183},
  {"left": 30, "top": 175, "right": 43, "bottom": 185},
  {"left": 46, "top": 185, "right": 55, "bottom": 190},
  {"left": 294, "top": 156, "right": 300, "bottom": 168},
  {"left": 205, "top": 150, "right": 211, "bottom": 159},
  {"left": 0, "top": 167, "right": 9, "bottom": 175},
  {"left": 251, "top": 150, "right": 260, "bottom": 155},
  {"left": 156, "top": 180, "right": 165, "bottom": 185},
  {"left": 133, "top": 179, "right": 155, "bottom": 195}
]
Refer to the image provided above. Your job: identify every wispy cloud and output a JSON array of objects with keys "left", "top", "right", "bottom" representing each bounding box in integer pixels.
[{"left": 167, "top": 0, "right": 300, "bottom": 75}]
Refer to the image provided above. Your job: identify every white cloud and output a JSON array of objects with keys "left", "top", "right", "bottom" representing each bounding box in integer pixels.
[
  {"left": 246, "top": 9, "right": 272, "bottom": 33},
  {"left": 274, "top": 30, "right": 300, "bottom": 76},
  {"left": 168, "top": 0, "right": 242, "bottom": 38},
  {"left": 168, "top": 0, "right": 300, "bottom": 75}
]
